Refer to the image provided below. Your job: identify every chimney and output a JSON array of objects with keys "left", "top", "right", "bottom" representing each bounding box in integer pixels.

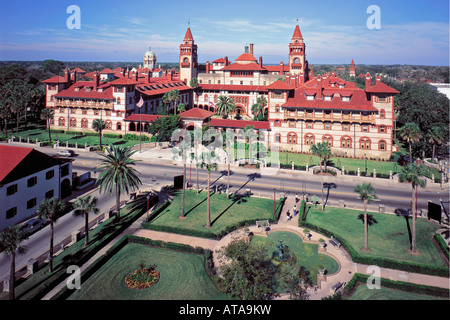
[
  {"left": 93, "top": 71, "right": 99, "bottom": 90},
  {"left": 64, "top": 68, "right": 70, "bottom": 83},
  {"left": 71, "top": 71, "right": 77, "bottom": 83},
  {"left": 259, "top": 56, "right": 263, "bottom": 68},
  {"left": 206, "top": 61, "right": 210, "bottom": 73},
  {"left": 122, "top": 69, "right": 126, "bottom": 77},
  {"left": 146, "top": 71, "right": 151, "bottom": 83},
  {"left": 280, "top": 61, "right": 284, "bottom": 75},
  {"left": 249, "top": 44, "right": 254, "bottom": 55},
  {"left": 299, "top": 72, "right": 305, "bottom": 85},
  {"left": 376, "top": 75, "right": 381, "bottom": 82},
  {"left": 317, "top": 77, "right": 322, "bottom": 99},
  {"left": 134, "top": 71, "right": 138, "bottom": 81},
  {"left": 365, "top": 73, "right": 372, "bottom": 90},
  {"left": 224, "top": 56, "right": 229, "bottom": 66}
]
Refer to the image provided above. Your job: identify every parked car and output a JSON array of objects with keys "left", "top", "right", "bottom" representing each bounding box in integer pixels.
[
  {"left": 20, "top": 218, "right": 46, "bottom": 235},
  {"left": 57, "top": 149, "right": 74, "bottom": 157}
]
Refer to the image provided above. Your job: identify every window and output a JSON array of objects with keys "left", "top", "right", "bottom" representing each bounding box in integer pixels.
[
  {"left": 287, "top": 133, "right": 297, "bottom": 144},
  {"left": 341, "top": 136, "right": 352, "bottom": 148},
  {"left": 6, "top": 184, "right": 17, "bottom": 196},
  {"left": 306, "top": 95, "right": 314, "bottom": 101},
  {"left": 360, "top": 138, "right": 371, "bottom": 150},
  {"left": 342, "top": 123, "right": 350, "bottom": 131},
  {"left": 378, "top": 94, "right": 387, "bottom": 102},
  {"left": 380, "top": 109, "right": 385, "bottom": 118},
  {"left": 58, "top": 117, "right": 65, "bottom": 127},
  {"left": 275, "top": 105, "right": 280, "bottom": 113},
  {"left": 306, "top": 122, "right": 313, "bottom": 129},
  {"left": 305, "top": 134, "right": 314, "bottom": 145},
  {"left": 94, "top": 110, "right": 99, "bottom": 116},
  {"left": 82, "top": 109, "right": 87, "bottom": 115},
  {"left": 45, "top": 190, "right": 54, "bottom": 199},
  {"left": 70, "top": 118, "right": 77, "bottom": 127},
  {"left": 379, "top": 140, "right": 386, "bottom": 151},
  {"left": 289, "top": 121, "right": 296, "bottom": 128},
  {"left": 275, "top": 133, "right": 281, "bottom": 143},
  {"left": 323, "top": 135, "right": 333, "bottom": 147},
  {"left": 361, "top": 125, "right": 369, "bottom": 132},
  {"left": 27, "top": 198, "right": 37, "bottom": 209},
  {"left": 274, "top": 120, "right": 281, "bottom": 127},
  {"left": 105, "top": 121, "right": 112, "bottom": 130},
  {"left": 106, "top": 110, "right": 111, "bottom": 116},
  {"left": 6, "top": 207, "right": 17, "bottom": 219},
  {"left": 46, "top": 170, "right": 54, "bottom": 180},
  {"left": 324, "top": 122, "right": 331, "bottom": 130},
  {"left": 117, "top": 111, "right": 122, "bottom": 117},
  {"left": 81, "top": 118, "right": 88, "bottom": 128},
  {"left": 27, "top": 176, "right": 37, "bottom": 188},
  {"left": 379, "top": 126, "right": 386, "bottom": 133},
  {"left": 117, "top": 122, "right": 122, "bottom": 131}
]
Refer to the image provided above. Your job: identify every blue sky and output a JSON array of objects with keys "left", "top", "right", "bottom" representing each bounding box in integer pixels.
[{"left": 0, "top": 0, "right": 448, "bottom": 65}]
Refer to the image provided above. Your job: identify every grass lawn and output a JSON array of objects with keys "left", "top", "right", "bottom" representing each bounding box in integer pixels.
[
  {"left": 349, "top": 285, "right": 447, "bottom": 300},
  {"left": 67, "top": 243, "right": 229, "bottom": 300},
  {"left": 251, "top": 231, "right": 339, "bottom": 285},
  {"left": 303, "top": 206, "right": 446, "bottom": 268},
  {"left": 146, "top": 189, "right": 276, "bottom": 238}
]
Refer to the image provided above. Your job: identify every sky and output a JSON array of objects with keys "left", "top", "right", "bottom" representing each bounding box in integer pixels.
[{"left": 0, "top": 0, "right": 448, "bottom": 65}]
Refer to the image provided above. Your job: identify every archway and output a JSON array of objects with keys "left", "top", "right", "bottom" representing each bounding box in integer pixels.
[{"left": 61, "top": 178, "right": 72, "bottom": 198}]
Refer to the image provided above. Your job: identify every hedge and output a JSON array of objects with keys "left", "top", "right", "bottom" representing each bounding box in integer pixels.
[{"left": 298, "top": 220, "right": 449, "bottom": 277}]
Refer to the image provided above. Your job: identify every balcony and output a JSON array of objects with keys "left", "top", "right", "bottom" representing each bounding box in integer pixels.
[
  {"left": 283, "top": 110, "right": 376, "bottom": 124},
  {"left": 55, "top": 100, "right": 114, "bottom": 109}
]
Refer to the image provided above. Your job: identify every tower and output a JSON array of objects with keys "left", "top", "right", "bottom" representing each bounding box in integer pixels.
[
  {"left": 288, "top": 22, "right": 307, "bottom": 81},
  {"left": 144, "top": 47, "right": 157, "bottom": 70},
  {"left": 179, "top": 26, "right": 198, "bottom": 85},
  {"left": 349, "top": 59, "right": 356, "bottom": 77}
]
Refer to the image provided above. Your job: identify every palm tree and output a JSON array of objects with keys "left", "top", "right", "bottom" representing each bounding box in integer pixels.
[
  {"left": 92, "top": 118, "right": 106, "bottom": 151},
  {"left": 73, "top": 195, "right": 99, "bottom": 246},
  {"left": 310, "top": 142, "right": 332, "bottom": 209},
  {"left": 427, "top": 126, "right": 445, "bottom": 163},
  {"left": 170, "top": 89, "right": 180, "bottom": 115},
  {"left": 251, "top": 95, "right": 267, "bottom": 120},
  {"left": 399, "top": 122, "right": 422, "bottom": 164},
  {"left": 40, "top": 108, "right": 55, "bottom": 146},
  {"left": 177, "top": 103, "right": 186, "bottom": 113},
  {"left": 162, "top": 92, "right": 171, "bottom": 115},
  {"left": 200, "top": 150, "right": 218, "bottom": 228},
  {"left": 176, "top": 140, "right": 190, "bottom": 218},
  {"left": 36, "top": 197, "right": 66, "bottom": 273},
  {"left": 96, "top": 145, "right": 142, "bottom": 218},
  {"left": 354, "top": 183, "right": 377, "bottom": 252},
  {"left": 225, "top": 130, "right": 236, "bottom": 198},
  {"left": 216, "top": 95, "right": 235, "bottom": 119},
  {"left": 398, "top": 164, "right": 427, "bottom": 254},
  {"left": 0, "top": 226, "right": 27, "bottom": 300}
]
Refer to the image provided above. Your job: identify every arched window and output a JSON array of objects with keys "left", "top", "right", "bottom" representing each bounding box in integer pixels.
[
  {"left": 116, "top": 97, "right": 121, "bottom": 105},
  {"left": 117, "top": 122, "right": 122, "bottom": 131},
  {"left": 287, "top": 132, "right": 297, "bottom": 144},
  {"left": 81, "top": 118, "right": 88, "bottom": 128},
  {"left": 305, "top": 134, "right": 315, "bottom": 145},
  {"left": 105, "top": 120, "right": 112, "bottom": 130},
  {"left": 69, "top": 117, "right": 76, "bottom": 127},
  {"left": 58, "top": 117, "right": 65, "bottom": 127},
  {"left": 323, "top": 135, "right": 333, "bottom": 147},
  {"left": 360, "top": 137, "right": 371, "bottom": 150},
  {"left": 379, "top": 140, "right": 386, "bottom": 151},
  {"left": 340, "top": 136, "right": 352, "bottom": 148}
]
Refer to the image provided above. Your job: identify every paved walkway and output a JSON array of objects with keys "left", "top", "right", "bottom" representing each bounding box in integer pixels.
[{"left": 42, "top": 193, "right": 449, "bottom": 300}]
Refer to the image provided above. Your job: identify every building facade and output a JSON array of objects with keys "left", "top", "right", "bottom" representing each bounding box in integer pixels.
[{"left": 42, "top": 22, "right": 397, "bottom": 160}]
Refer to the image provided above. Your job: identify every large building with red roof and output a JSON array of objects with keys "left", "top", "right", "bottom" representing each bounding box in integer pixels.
[{"left": 42, "top": 22, "right": 397, "bottom": 159}]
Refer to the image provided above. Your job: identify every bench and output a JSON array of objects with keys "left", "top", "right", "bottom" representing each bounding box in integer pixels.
[
  {"left": 330, "top": 281, "right": 345, "bottom": 294},
  {"left": 256, "top": 220, "right": 271, "bottom": 234},
  {"left": 329, "top": 237, "right": 341, "bottom": 248}
]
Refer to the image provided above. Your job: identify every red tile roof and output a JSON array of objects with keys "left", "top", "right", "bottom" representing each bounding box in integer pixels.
[
  {"left": 72, "top": 67, "right": 86, "bottom": 73},
  {"left": 221, "top": 62, "right": 266, "bottom": 71},
  {"left": 199, "top": 84, "right": 268, "bottom": 92},
  {"left": 366, "top": 81, "right": 400, "bottom": 94},
  {"left": 53, "top": 81, "right": 115, "bottom": 100},
  {"left": 183, "top": 27, "right": 194, "bottom": 41},
  {"left": 136, "top": 81, "right": 191, "bottom": 96},
  {"left": 235, "top": 53, "right": 258, "bottom": 62},
  {"left": 41, "top": 75, "right": 68, "bottom": 84},
  {"left": 210, "top": 118, "right": 270, "bottom": 130},
  {"left": 0, "top": 145, "right": 66, "bottom": 185},
  {"left": 99, "top": 68, "right": 115, "bottom": 74},
  {"left": 123, "top": 114, "right": 164, "bottom": 122},
  {"left": 212, "top": 58, "right": 226, "bottom": 63},
  {"left": 266, "top": 80, "right": 294, "bottom": 90},
  {"left": 109, "top": 77, "right": 139, "bottom": 85},
  {"left": 292, "top": 24, "right": 303, "bottom": 40},
  {"left": 179, "top": 108, "right": 215, "bottom": 119}
]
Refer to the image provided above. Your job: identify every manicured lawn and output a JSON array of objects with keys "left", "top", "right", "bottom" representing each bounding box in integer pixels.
[
  {"left": 251, "top": 231, "right": 339, "bottom": 285},
  {"left": 349, "top": 285, "right": 446, "bottom": 300},
  {"left": 67, "top": 243, "right": 229, "bottom": 300},
  {"left": 146, "top": 190, "right": 276, "bottom": 238},
  {"left": 303, "top": 207, "right": 446, "bottom": 268}
]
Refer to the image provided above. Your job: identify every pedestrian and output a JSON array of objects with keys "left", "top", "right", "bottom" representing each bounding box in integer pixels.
[
  {"left": 295, "top": 193, "right": 299, "bottom": 203},
  {"left": 293, "top": 204, "right": 297, "bottom": 216}
]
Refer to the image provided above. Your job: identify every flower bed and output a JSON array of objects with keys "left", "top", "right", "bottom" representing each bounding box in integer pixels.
[{"left": 124, "top": 264, "right": 160, "bottom": 290}]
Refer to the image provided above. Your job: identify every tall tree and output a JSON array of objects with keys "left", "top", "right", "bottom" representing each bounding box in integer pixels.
[
  {"left": 251, "top": 95, "right": 267, "bottom": 121},
  {"left": 200, "top": 150, "right": 218, "bottom": 228},
  {"left": 170, "top": 89, "right": 180, "bottom": 115},
  {"left": 96, "top": 145, "right": 142, "bottom": 218},
  {"left": 427, "top": 126, "right": 445, "bottom": 163},
  {"left": 40, "top": 108, "right": 55, "bottom": 146},
  {"left": 174, "top": 140, "right": 190, "bottom": 218},
  {"left": 0, "top": 226, "right": 28, "bottom": 300},
  {"left": 398, "top": 164, "right": 427, "bottom": 254},
  {"left": 310, "top": 142, "right": 332, "bottom": 209},
  {"left": 354, "top": 183, "right": 377, "bottom": 252},
  {"left": 92, "top": 118, "right": 106, "bottom": 151},
  {"left": 399, "top": 122, "right": 423, "bottom": 164},
  {"left": 216, "top": 95, "right": 235, "bottom": 119},
  {"left": 148, "top": 115, "right": 180, "bottom": 142},
  {"left": 36, "top": 197, "right": 66, "bottom": 273},
  {"left": 73, "top": 195, "right": 99, "bottom": 246}
]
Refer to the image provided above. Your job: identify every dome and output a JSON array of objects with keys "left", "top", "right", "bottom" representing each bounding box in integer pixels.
[{"left": 144, "top": 48, "right": 156, "bottom": 59}]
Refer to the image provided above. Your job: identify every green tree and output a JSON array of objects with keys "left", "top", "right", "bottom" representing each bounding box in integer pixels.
[
  {"left": 40, "top": 108, "right": 55, "bottom": 146},
  {"left": 216, "top": 95, "right": 235, "bottom": 119},
  {"left": 217, "top": 238, "right": 278, "bottom": 300},
  {"left": 73, "top": 195, "right": 99, "bottom": 246},
  {"left": 189, "top": 77, "right": 198, "bottom": 89},
  {"left": 173, "top": 140, "right": 190, "bottom": 218},
  {"left": 148, "top": 115, "right": 180, "bottom": 142},
  {"left": 162, "top": 92, "right": 171, "bottom": 115},
  {"left": 251, "top": 95, "right": 268, "bottom": 121},
  {"left": 0, "top": 226, "right": 28, "bottom": 300},
  {"left": 96, "top": 145, "right": 142, "bottom": 218},
  {"left": 40, "top": 59, "right": 65, "bottom": 75},
  {"left": 177, "top": 103, "right": 186, "bottom": 113},
  {"left": 354, "top": 183, "right": 377, "bottom": 252},
  {"left": 427, "top": 126, "right": 445, "bottom": 163},
  {"left": 92, "top": 118, "right": 106, "bottom": 150},
  {"left": 398, "top": 164, "right": 427, "bottom": 254},
  {"left": 399, "top": 122, "right": 422, "bottom": 164},
  {"left": 36, "top": 197, "right": 66, "bottom": 273},
  {"left": 310, "top": 142, "right": 332, "bottom": 209}
]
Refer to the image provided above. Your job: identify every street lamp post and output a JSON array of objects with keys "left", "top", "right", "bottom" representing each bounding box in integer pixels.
[
  {"left": 273, "top": 188, "right": 276, "bottom": 221},
  {"left": 146, "top": 194, "right": 150, "bottom": 223}
]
